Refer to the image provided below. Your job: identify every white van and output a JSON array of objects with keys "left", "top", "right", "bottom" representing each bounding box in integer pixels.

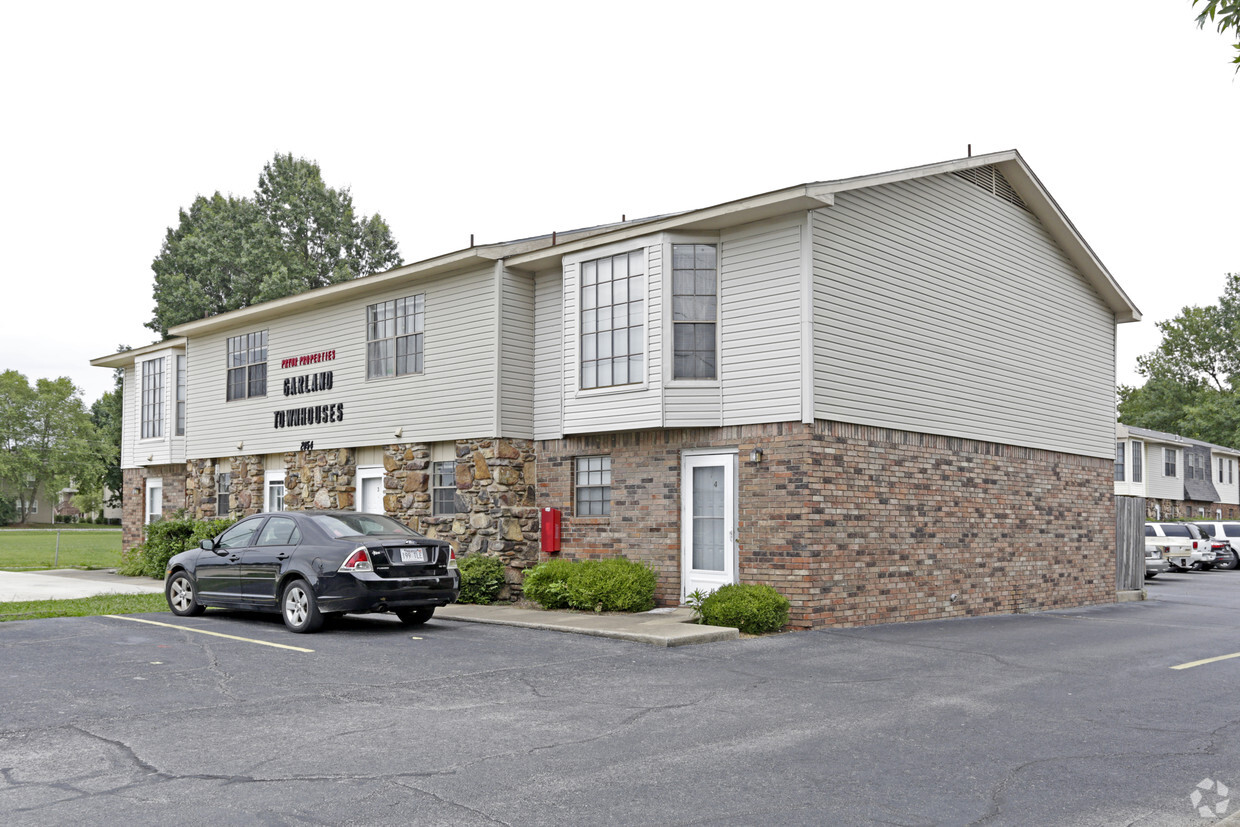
[{"left": 1193, "top": 521, "right": 1240, "bottom": 570}]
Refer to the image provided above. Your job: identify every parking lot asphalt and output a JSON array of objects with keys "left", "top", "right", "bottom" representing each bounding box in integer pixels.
[
  {"left": 0, "top": 568, "right": 738, "bottom": 646},
  {"left": 3, "top": 569, "right": 1240, "bottom": 825}
]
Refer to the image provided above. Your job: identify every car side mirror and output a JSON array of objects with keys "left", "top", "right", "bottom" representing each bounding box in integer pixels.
[{"left": 200, "top": 538, "right": 217, "bottom": 551}]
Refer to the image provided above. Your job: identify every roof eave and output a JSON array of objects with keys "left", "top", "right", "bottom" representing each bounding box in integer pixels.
[{"left": 90, "top": 338, "right": 187, "bottom": 369}]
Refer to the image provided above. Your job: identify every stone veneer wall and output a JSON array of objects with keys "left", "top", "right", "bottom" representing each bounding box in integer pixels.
[
  {"left": 536, "top": 420, "right": 1116, "bottom": 629},
  {"left": 1143, "top": 498, "right": 1240, "bottom": 521},
  {"left": 183, "top": 438, "right": 540, "bottom": 597},
  {"left": 120, "top": 464, "right": 187, "bottom": 552}
]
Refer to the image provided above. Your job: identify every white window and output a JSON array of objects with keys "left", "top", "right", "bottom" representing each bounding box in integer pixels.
[
  {"left": 432, "top": 461, "right": 465, "bottom": 516},
  {"left": 580, "top": 250, "right": 644, "bottom": 389},
  {"left": 1132, "top": 442, "right": 1142, "bottom": 483},
  {"left": 141, "top": 358, "right": 164, "bottom": 439},
  {"left": 16, "top": 497, "right": 37, "bottom": 515},
  {"left": 1114, "top": 442, "right": 1125, "bottom": 482},
  {"left": 265, "top": 471, "right": 286, "bottom": 512},
  {"left": 175, "top": 354, "right": 187, "bottom": 436},
  {"left": 146, "top": 478, "right": 163, "bottom": 524},
  {"left": 367, "top": 294, "right": 424, "bottom": 378},
  {"left": 227, "top": 331, "right": 268, "bottom": 401},
  {"left": 1164, "top": 448, "right": 1177, "bottom": 478},
  {"left": 671, "top": 243, "right": 718, "bottom": 380},
  {"left": 575, "top": 456, "right": 612, "bottom": 516}
]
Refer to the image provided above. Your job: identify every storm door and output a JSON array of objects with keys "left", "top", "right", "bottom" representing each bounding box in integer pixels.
[{"left": 681, "top": 452, "right": 737, "bottom": 601}]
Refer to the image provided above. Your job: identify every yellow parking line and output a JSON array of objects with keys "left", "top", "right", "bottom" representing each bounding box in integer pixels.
[
  {"left": 105, "top": 615, "right": 314, "bottom": 653},
  {"left": 1171, "top": 651, "right": 1240, "bottom": 670}
]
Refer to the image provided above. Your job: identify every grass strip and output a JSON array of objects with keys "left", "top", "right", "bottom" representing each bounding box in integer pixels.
[{"left": 0, "top": 592, "right": 167, "bottom": 622}]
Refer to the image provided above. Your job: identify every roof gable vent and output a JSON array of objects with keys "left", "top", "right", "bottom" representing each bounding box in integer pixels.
[{"left": 953, "top": 165, "right": 1029, "bottom": 212}]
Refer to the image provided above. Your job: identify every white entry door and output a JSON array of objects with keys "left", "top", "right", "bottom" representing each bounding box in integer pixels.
[
  {"left": 682, "top": 452, "right": 737, "bottom": 601},
  {"left": 358, "top": 468, "right": 385, "bottom": 514}
]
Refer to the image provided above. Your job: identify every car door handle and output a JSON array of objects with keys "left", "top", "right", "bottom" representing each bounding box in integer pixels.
[
  {"left": 276, "top": 553, "right": 290, "bottom": 561},
  {"left": 228, "top": 555, "right": 241, "bottom": 563}
]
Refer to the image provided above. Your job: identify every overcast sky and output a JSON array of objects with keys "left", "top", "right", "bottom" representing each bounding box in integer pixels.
[{"left": 2, "top": 1, "right": 1237, "bottom": 405}]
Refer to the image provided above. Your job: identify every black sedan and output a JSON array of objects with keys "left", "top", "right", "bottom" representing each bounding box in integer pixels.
[{"left": 164, "top": 510, "right": 459, "bottom": 633}]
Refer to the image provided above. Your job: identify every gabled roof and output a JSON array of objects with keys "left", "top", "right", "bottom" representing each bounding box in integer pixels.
[
  {"left": 1117, "top": 423, "right": 1240, "bottom": 457},
  {"left": 90, "top": 338, "right": 186, "bottom": 370},
  {"left": 97, "top": 149, "right": 1139, "bottom": 349}
]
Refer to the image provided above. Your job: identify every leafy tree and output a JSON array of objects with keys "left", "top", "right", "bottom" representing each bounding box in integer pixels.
[
  {"left": 0, "top": 371, "right": 103, "bottom": 523},
  {"left": 148, "top": 154, "right": 403, "bottom": 337},
  {"left": 1194, "top": 1, "right": 1240, "bottom": 68},
  {"left": 1119, "top": 273, "right": 1240, "bottom": 447}
]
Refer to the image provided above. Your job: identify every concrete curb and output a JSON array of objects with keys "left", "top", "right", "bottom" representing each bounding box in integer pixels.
[{"left": 437, "top": 604, "right": 740, "bottom": 647}]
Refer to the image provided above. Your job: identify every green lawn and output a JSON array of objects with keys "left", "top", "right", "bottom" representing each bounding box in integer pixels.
[
  {"left": 0, "top": 528, "right": 123, "bottom": 571},
  {"left": 0, "top": 592, "right": 166, "bottom": 622}
]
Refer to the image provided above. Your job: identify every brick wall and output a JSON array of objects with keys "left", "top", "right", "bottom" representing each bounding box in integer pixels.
[
  {"left": 537, "top": 420, "right": 1116, "bottom": 629},
  {"left": 120, "top": 464, "right": 187, "bottom": 552}
]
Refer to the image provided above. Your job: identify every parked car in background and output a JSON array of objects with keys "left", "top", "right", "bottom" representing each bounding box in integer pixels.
[
  {"left": 164, "top": 510, "right": 460, "bottom": 633},
  {"left": 1194, "top": 522, "right": 1240, "bottom": 570},
  {"left": 1144, "top": 543, "right": 1169, "bottom": 579},
  {"left": 1145, "top": 522, "right": 1216, "bottom": 572}
]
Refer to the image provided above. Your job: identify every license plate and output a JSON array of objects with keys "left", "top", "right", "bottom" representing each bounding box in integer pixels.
[{"left": 400, "top": 548, "right": 427, "bottom": 563}]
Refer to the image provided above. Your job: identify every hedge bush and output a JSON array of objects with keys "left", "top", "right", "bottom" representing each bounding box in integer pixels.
[
  {"left": 523, "top": 557, "right": 656, "bottom": 612},
  {"left": 457, "top": 554, "right": 505, "bottom": 604},
  {"left": 696, "top": 583, "right": 789, "bottom": 634},
  {"left": 0, "top": 496, "right": 15, "bottom": 526},
  {"left": 120, "top": 512, "right": 236, "bottom": 579}
]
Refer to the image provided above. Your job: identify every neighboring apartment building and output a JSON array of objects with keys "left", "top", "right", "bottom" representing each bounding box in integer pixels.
[
  {"left": 93, "top": 150, "right": 1140, "bottom": 628},
  {"left": 1115, "top": 424, "right": 1240, "bottom": 520}
]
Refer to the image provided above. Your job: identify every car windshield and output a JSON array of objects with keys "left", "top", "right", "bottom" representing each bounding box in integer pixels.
[{"left": 310, "top": 513, "right": 424, "bottom": 539}]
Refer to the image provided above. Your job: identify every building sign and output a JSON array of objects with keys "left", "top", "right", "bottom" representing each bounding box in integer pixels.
[
  {"left": 275, "top": 403, "right": 344, "bottom": 430},
  {"left": 283, "top": 371, "right": 333, "bottom": 397},
  {"left": 280, "top": 349, "right": 336, "bottom": 369}
]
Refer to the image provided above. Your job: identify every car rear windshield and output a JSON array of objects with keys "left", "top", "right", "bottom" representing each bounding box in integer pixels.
[
  {"left": 310, "top": 513, "right": 423, "bottom": 539},
  {"left": 1160, "top": 524, "right": 1191, "bottom": 537},
  {"left": 1226, "top": 525, "right": 1240, "bottom": 538}
]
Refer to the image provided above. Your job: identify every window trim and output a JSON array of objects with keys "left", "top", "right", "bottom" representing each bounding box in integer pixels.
[
  {"left": 264, "top": 470, "right": 286, "bottom": 513},
  {"left": 432, "top": 460, "right": 465, "bottom": 516},
  {"left": 140, "top": 358, "right": 165, "bottom": 440},
  {"left": 670, "top": 242, "right": 720, "bottom": 382},
  {"left": 365, "top": 293, "right": 425, "bottom": 381},
  {"left": 1115, "top": 441, "right": 1125, "bottom": 482},
  {"left": 1131, "top": 441, "right": 1142, "bottom": 484},
  {"left": 574, "top": 455, "right": 612, "bottom": 517},
  {"left": 577, "top": 249, "right": 646, "bottom": 391},
  {"left": 145, "top": 477, "right": 163, "bottom": 524},
  {"left": 226, "top": 330, "right": 268, "bottom": 401},
  {"left": 215, "top": 470, "right": 232, "bottom": 518},
  {"left": 1164, "top": 447, "right": 1177, "bottom": 478},
  {"left": 175, "top": 354, "right": 187, "bottom": 436}
]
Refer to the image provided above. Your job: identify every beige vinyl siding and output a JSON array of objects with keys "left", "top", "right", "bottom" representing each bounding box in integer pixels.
[
  {"left": 185, "top": 264, "right": 497, "bottom": 459},
  {"left": 499, "top": 267, "right": 535, "bottom": 438},
  {"left": 129, "top": 348, "right": 184, "bottom": 468},
  {"left": 533, "top": 269, "right": 564, "bottom": 441},
  {"left": 1216, "top": 454, "right": 1240, "bottom": 505},
  {"left": 719, "top": 215, "right": 803, "bottom": 426},
  {"left": 813, "top": 172, "right": 1116, "bottom": 459},
  {"left": 1146, "top": 444, "right": 1184, "bottom": 500},
  {"left": 561, "top": 241, "right": 662, "bottom": 435}
]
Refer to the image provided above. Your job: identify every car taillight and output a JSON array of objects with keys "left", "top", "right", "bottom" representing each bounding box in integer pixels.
[
  {"left": 1193, "top": 541, "right": 1199, "bottom": 550},
  {"left": 339, "top": 546, "right": 373, "bottom": 573},
  {"left": 447, "top": 547, "right": 458, "bottom": 570}
]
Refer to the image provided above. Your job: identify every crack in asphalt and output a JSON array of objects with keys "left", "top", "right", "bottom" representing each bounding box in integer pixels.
[{"left": 966, "top": 719, "right": 1240, "bottom": 825}]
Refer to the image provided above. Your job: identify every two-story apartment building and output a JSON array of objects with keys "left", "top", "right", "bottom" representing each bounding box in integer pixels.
[
  {"left": 94, "top": 150, "right": 1141, "bottom": 628},
  {"left": 1115, "top": 424, "right": 1240, "bottom": 520}
]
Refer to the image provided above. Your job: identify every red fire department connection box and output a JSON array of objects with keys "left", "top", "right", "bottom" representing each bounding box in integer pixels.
[{"left": 540, "top": 507, "right": 561, "bottom": 553}]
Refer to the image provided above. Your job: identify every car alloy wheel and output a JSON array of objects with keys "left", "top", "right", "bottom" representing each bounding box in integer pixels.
[
  {"left": 282, "top": 579, "right": 323, "bottom": 633},
  {"left": 166, "top": 572, "right": 206, "bottom": 617}
]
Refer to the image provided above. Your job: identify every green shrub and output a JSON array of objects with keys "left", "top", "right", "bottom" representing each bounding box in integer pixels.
[
  {"left": 457, "top": 554, "right": 505, "bottom": 604},
  {"left": 120, "top": 512, "right": 235, "bottom": 579},
  {"left": 523, "top": 557, "right": 656, "bottom": 612},
  {"left": 0, "top": 496, "right": 15, "bottom": 526},
  {"left": 696, "top": 583, "right": 789, "bottom": 634}
]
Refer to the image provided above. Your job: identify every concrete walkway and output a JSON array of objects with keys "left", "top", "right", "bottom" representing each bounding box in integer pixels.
[{"left": 0, "top": 568, "right": 739, "bottom": 647}]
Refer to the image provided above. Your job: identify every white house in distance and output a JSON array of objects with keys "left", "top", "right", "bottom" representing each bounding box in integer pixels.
[
  {"left": 1116, "top": 424, "right": 1240, "bottom": 520},
  {"left": 94, "top": 150, "right": 1141, "bottom": 629}
]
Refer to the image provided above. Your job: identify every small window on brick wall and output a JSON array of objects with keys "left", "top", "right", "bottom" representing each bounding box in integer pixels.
[{"left": 575, "top": 456, "right": 611, "bottom": 516}]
